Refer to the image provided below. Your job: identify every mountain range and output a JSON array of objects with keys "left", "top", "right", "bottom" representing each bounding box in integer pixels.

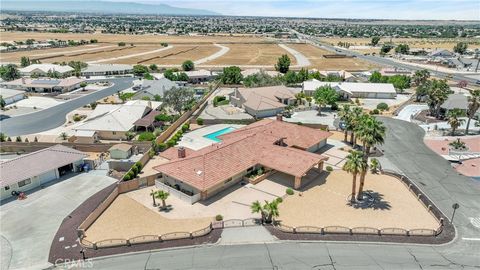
[{"left": 1, "top": 1, "right": 220, "bottom": 16}]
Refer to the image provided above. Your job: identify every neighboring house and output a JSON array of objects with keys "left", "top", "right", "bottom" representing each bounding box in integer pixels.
[
  {"left": 74, "top": 100, "right": 160, "bottom": 140},
  {"left": 0, "top": 145, "right": 86, "bottom": 200},
  {"left": 81, "top": 64, "right": 133, "bottom": 77},
  {"left": 1, "top": 77, "right": 85, "bottom": 93},
  {"left": 132, "top": 78, "right": 177, "bottom": 100},
  {"left": 176, "top": 69, "right": 217, "bottom": 84},
  {"left": 19, "top": 64, "right": 74, "bottom": 77},
  {"left": 72, "top": 130, "right": 98, "bottom": 144},
  {"left": 443, "top": 58, "right": 480, "bottom": 71},
  {"left": 440, "top": 93, "right": 477, "bottom": 116},
  {"left": 241, "top": 68, "right": 280, "bottom": 77},
  {"left": 109, "top": 144, "right": 133, "bottom": 159},
  {"left": 319, "top": 70, "right": 356, "bottom": 82},
  {"left": 429, "top": 49, "right": 455, "bottom": 58},
  {"left": 302, "top": 79, "right": 397, "bottom": 99},
  {"left": 380, "top": 68, "right": 413, "bottom": 77},
  {"left": 230, "top": 85, "right": 296, "bottom": 118},
  {"left": 0, "top": 88, "right": 25, "bottom": 105},
  {"left": 155, "top": 118, "right": 331, "bottom": 203}
]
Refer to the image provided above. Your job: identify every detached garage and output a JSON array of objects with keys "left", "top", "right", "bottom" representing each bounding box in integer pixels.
[
  {"left": 0, "top": 145, "right": 87, "bottom": 200},
  {"left": 0, "top": 87, "right": 25, "bottom": 105}
]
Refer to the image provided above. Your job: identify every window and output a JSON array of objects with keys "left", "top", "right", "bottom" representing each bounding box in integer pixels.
[
  {"left": 18, "top": 179, "right": 31, "bottom": 187},
  {"left": 112, "top": 131, "right": 117, "bottom": 135},
  {"left": 4, "top": 186, "right": 10, "bottom": 191}
]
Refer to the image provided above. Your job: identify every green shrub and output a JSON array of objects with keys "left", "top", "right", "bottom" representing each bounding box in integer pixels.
[
  {"left": 276, "top": 197, "right": 283, "bottom": 203},
  {"left": 154, "top": 128, "right": 162, "bottom": 136},
  {"left": 135, "top": 162, "right": 143, "bottom": 171},
  {"left": 157, "top": 143, "right": 167, "bottom": 152},
  {"left": 326, "top": 166, "right": 333, "bottom": 172},
  {"left": 148, "top": 148, "right": 155, "bottom": 158},
  {"left": 155, "top": 114, "right": 173, "bottom": 122},
  {"left": 330, "top": 103, "right": 338, "bottom": 111},
  {"left": 123, "top": 173, "right": 131, "bottom": 181},
  {"left": 369, "top": 109, "right": 380, "bottom": 115},
  {"left": 131, "top": 165, "right": 138, "bottom": 175},
  {"left": 286, "top": 188, "right": 294, "bottom": 195},
  {"left": 196, "top": 118, "right": 204, "bottom": 125},
  {"left": 181, "top": 123, "right": 190, "bottom": 132},
  {"left": 138, "top": 132, "right": 156, "bottom": 141},
  {"left": 215, "top": 214, "right": 223, "bottom": 221},
  {"left": 355, "top": 98, "right": 360, "bottom": 105},
  {"left": 167, "top": 139, "right": 176, "bottom": 147},
  {"left": 376, "top": 102, "right": 389, "bottom": 111}
]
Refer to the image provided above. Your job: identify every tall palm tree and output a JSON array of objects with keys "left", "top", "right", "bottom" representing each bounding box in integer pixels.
[
  {"left": 251, "top": 200, "right": 265, "bottom": 223},
  {"left": 355, "top": 115, "right": 386, "bottom": 200},
  {"left": 343, "top": 151, "right": 366, "bottom": 203},
  {"left": 447, "top": 109, "right": 465, "bottom": 136},
  {"left": 155, "top": 190, "right": 170, "bottom": 209},
  {"left": 150, "top": 190, "right": 157, "bottom": 206},
  {"left": 465, "top": 90, "right": 480, "bottom": 135},
  {"left": 349, "top": 107, "right": 364, "bottom": 146},
  {"left": 338, "top": 104, "right": 351, "bottom": 142}
]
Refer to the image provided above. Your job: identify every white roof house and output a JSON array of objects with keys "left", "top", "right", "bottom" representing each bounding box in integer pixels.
[
  {"left": 0, "top": 88, "right": 25, "bottom": 105},
  {"left": 1, "top": 77, "right": 85, "bottom": 93},
  {"left": 302, "top": 79, "right": 396, "bottom": 99},
  {"left": 19, "top": 64, "right": 74, "bottom": 76},
  {"left": 133, "top": 78, "right": 177, "bottom": 100},
  {"left": 81, "top": 64, "right": 133, "bottom": 76}
]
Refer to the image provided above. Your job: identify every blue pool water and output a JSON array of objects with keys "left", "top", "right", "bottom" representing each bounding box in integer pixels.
[{"left": 203, "top": 127, "right": 236, "bottom": 142}]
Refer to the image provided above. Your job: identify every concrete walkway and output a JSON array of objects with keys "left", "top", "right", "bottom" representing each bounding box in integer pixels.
[
  {"left": 194, "top": 44, "right": 230, "bottom": 65},
  {"left": 219, "top": 226, "right": 277, "bottom": 245},
  {"left": 279, "top": 43, "right": 311, "bottom": 68},
  {"left": 88, "top": 45, "right": 174, "bottom": 64}
]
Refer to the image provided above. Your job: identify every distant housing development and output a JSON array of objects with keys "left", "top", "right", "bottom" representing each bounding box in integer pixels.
[
  {"left": 155, "top": 118, "right": 331, "bottom": 202},
  {"left": 0, "top": 145, "right": 86, "bottom": 200},
  {"left": 302, "top": 79, "right": 397, "bottom": 99}
]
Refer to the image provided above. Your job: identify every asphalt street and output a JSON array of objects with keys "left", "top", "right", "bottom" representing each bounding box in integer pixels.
[
  {"left": 75, "top": 118, "right": 480, "bottom": 270},
  {"left": 0, "top": 77, "right": 134, "bottom": 136}
]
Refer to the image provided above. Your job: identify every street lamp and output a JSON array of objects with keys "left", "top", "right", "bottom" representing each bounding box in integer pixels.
[{"left": 451, "top": 203, "right": 460, "bottom": 223}]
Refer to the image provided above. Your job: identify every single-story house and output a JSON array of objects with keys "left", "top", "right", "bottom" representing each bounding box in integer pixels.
[
  {"left": 109, "top": 143, "right": 133, "bottom": 159},
  {"left": 81, "top": 64, "right": 133, "bottom": 77},
  {"left": 74, "top": 100, "right": 160, "bottom": 140},
  {"left": 176, "top": 69, "right": 217, "bottom": 84},
  {"left": 1, "top": 77, "right": 85, "bottom": 93},
  {"left": 0, "top": 87, "right": 25, "bottom": 105},
  {"left": 72, "top": 130, "right": 98, "bottom": 144},
  {"left": 319, "top": 70, "right": 356, "bottom": 82},
  {"left": 230, "top": 85, "right": 296, "bottom": 118},
  {"left": 19, "top": 64, "right": 74, "bottom": 77},
  {"left": 0, "top": 145, "right": 86, "bottom": 200},
  {"left": 302, "top": 79, "right": 397, "bottom": 99},
  {"left": 155, "top": 118, "right": 331, "bottom": 203},
  {"left": 429, "top": 49, "right": 455, "bottom": 58},
  {"left": 132, "top": 78, "right": 177, "bottom": 100}
]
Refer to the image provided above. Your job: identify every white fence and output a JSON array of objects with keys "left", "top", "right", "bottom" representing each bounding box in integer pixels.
[{"left": 155, "top": 180, "right": 201, "bottom": 204}]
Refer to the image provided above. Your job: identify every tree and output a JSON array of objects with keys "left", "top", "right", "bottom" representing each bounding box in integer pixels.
[
  {"left": 275, "top": 54, "right": 291, "bottom": 74},
  {"left": 59, "top": 132, "right": 68, "bottom": 140},
  {"left": 155, "top": 190, "right": 170, "bottom": 209},
  {"left": 355, "top": 115, "right": 386, "bottom": 200},
  {"left": 453, "top": 42, "right": 468, "bottom": 54},
  {"left": 465, "top": 90, "right": 480, "bottom": 135},
  {"left": 370, "top": 158, "right": 380, "bottom": 174},
  {"left": 426, "top": 79, "right": 451, "bottom": 117},
  {"left": 20, "top": 56, "right": 30, "bottom": 67},
  {"left": 133, "top": 65, "right": 149, "bottom": 76},
  {"left": 371, "top": 36, "right": 381, "bottom": 46},
  {"left": 338, "top": 104, "right": 352, "bottom": 142},
  {"left": 118, "top": 42, "right": 126, "bottom": 46},
  {"left": 0, "top": 133, "right": 6, "bottom": 142},
  {"left": 388, "top": 75, "right": 411, "bottom": 92},
  {"left": 343, "top": 150, "right": 366, "bottom": 203},
  {"left": 163, "top": 87, "right": 194, "bottom": 114},
  {"left": 314, "top": 85, "right": 338, "bottom": 115},
  {"left": 297, "top": 68, "right": 309, "bottom": 82},
  {"left": 243, "top": 71, "right": 281, "bottom": 88},
  {"left": 181, "top": 60, "right": 194, "bottom": 71},
  {"left": 283, "top": 71, "right": 299, "bottom": 85},
  {"left": 0, "top": 95, "right": 5, "bottom": 109},
  {"left": 149, "top": 64, "right": 158, "bottom": 72},
  {"left": 251, "top": 200, "right": 279, "bottom": 224},
  {"left": 447, "top": 109, "right": 465, "bottom": 136},
  {"left": 412, "top": 69, "right": 430, "bottom": 86},
  {"left": 150, "top": 190, "right": 157, "bottom": 206},
  {"left": 380, "top": 44, "right": 393, "bottom": 54},
  {"left": 68, "top": 61, "right": 88, "bottom": 77},
  {"left": 80, "top": 82, "right": 87, "bottom": 90},
  {"left": 395, "top": 44, "right": 410, "bottom": 54},
  {"left": 221, "top": 66, "right": 243, "bottom": 85},
  {"left": 368, "top": 71, "right": 384, "bottom": 83},
  {"left": 349, "top": 107, "right": 364, "bottom": 145},
  {"left": 0, "top": 64, "right": 21, "bottom": 81}
]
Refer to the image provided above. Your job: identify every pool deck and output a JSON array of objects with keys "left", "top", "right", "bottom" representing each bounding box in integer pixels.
[{"left": 177, "top": 124, "right": 245, "bottom": 150}]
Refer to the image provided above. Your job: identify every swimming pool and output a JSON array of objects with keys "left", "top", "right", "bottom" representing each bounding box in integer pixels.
[{"left": 203, "top": 127, "right": 236, "bottom": 142}]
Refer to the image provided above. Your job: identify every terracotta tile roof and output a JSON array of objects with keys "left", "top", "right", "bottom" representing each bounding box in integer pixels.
[
  {"left": 0, "top": 145, "right": 87, "bottom": 188},
  {"left": 154, "top": 120, "right": 331, "bottom": 191}
]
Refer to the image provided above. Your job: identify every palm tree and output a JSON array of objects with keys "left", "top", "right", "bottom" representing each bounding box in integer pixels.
[
  {"left": 251, "top": 200, "right": 280, "bottom": 224},
  {"left": 251, "top": 200, "right": 265, "bottom": 223},
  {"left": 355, "top": 115, "right": 386, "bottom": 200},
  {"left": 338, "top": 104, "right": 351, "bottom": 142},
  {"left": 59, "top": 132, "right": 68, "bottom": 140},
  {"left": 447, "top": 109, "right": 465, "bottom": 136},
  {"left": 155, "top": 190, "right": 170, "bottom": 209},
  {"left": 343, "top": 151, "right": 366, "bottom": 203},
  {"left": 150, "top": 190, "right": 157, "bottom": 206},
  {"left": 370, "top": 158, "right": 380, "bottom": 174},
  {"left": 465, "top": 90, "right": 480, "bottom": 135},
  {"left": 349, "top": 107, "right": 364, "bottom": 146}
]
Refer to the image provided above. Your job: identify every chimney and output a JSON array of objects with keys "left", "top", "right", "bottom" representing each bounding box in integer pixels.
[
  {"left": 276, "top": 114, "right": 283, "bottom": 122},
  {"left": 178, "top": 146, "right": 186, "bottom": 158}
]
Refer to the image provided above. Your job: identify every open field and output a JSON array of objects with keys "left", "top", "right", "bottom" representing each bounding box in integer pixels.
[
  {"left": 205, "top": 43, "right": 296, "bottom": 66},
  {"left": 289, "top": 43, "right": 378, "bottom": 70},
  {"left": 109, "top": 44, "right": 219, "bottom": 65},
  {"left": 84, "top": 195, "right": 212, "bottom": 242},
  {"left": 320, "top": 37, "right": 480, "bottom": 50},
  {"left": 278, "top": 170, "right": 439, "bottom": 230},
  {"left": 0, "top": 32, "right": 270, "bottom": 44}
]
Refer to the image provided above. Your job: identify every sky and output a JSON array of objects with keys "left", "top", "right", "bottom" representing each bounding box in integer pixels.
[{"left": 114, "top": 0, "right": 480, "bottom": 20}]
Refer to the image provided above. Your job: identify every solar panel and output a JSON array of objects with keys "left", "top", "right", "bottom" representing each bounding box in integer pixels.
[{"left": 31, "top": 79, "right": 60, "bottom": 85}]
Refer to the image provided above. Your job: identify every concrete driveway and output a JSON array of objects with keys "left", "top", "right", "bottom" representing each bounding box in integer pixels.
[{"left": 0, "top": 170, "right": 117, "bottom": 270}]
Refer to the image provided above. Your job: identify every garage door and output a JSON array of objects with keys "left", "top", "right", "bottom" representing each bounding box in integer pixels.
[{"left": 38, "top": 169, "right": 58, "bottom": 185}]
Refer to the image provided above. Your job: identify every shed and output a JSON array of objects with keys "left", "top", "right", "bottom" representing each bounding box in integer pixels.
[{"left": 109, "top": 144, "right": 133, "bottom": 159}]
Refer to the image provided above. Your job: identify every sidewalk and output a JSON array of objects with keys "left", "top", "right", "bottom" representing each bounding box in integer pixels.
[{"left": 219, "top": 226, "right": 277, "bottom": 245}]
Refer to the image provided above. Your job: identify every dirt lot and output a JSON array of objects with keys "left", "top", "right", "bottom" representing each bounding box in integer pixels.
[
  {"left": 206, "top": 43, "right": 296, "bottom": 66},
  {"left": 320, "top": 37, "right": 480, "bottom": 50},
  {"left": 289, "top": 43, "right": 378, "bottom": 70},
  {"left": 84, "top": 195, "right": 212, "bottom": 242},
  {"left": 278, "top": 170, "right": 439, "bottom": 230},
  {"left": 1, "top": 32, "right": 269, "bottom": 44},
  {"left": 45, "top": 45, "right": 161, "bottom": 63},
  {"left": 109, "top": 44, "right": 219, "bottom": 65}
]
